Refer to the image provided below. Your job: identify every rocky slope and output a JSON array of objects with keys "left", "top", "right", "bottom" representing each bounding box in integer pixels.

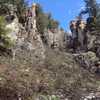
[{"left": 0, "top": 48, "right": 99, "bottom": 100}]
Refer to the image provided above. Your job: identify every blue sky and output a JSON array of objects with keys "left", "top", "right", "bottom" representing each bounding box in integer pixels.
[{"left": 28, "top": 0, "right": 100, "bottom": 32}]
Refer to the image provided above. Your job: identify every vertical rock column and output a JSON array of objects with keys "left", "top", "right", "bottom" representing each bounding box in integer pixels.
[
  {"left": 31, "top": 3, "right": 37, "bottom": 32},
  {"left": 31, "top": 3, "right": 45, "bottom": 60}
]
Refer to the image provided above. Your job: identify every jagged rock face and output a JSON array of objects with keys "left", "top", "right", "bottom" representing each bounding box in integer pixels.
[
  {"left": 86, "top": 31, "right": 100, "bottom": 58},
  {"left": 11, "top": 32, "right": 45, "bottom": 61},
  {"left": 69, "top": 19, "right": 87, "bottom": 51},
  {"left": 77, "top": 21, "right": 86, "bottom": 49},
  {"left": 87, "top": 33, "right": 96, "bottom": 50},
  {"left": 93, "top": 36, "right": 100, "bottom": 58},
  {"left": 44, "top": 29, "right": 65, "bottom": 49},
  {"left": 3, "top": 3, "right": 66, "bottom": 60},
  {"left": 3, "top": 4, "right": 45, "bottom": 60},
  {"left": 44, "top": 29, "right": 54, "bottom": 47},
  {"left": 53, "top": 29, "right": 65, "bottom": 49},
  {"left": 28, "top": 31, "right": 45, "bottom": 60}
]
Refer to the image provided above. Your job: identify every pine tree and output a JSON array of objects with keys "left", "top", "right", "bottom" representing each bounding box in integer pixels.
[
  {"left": 0, "top": 0, "right": 27, "bottom": 18},
  {"left": 81, "top": 0, "right": 100, "bottom": 32},
  {"left": 36, "top": 4, "right": 59, "bottom": 34},
  {"left": 84, "top": 0, "right": 97, "bottom": 17}
]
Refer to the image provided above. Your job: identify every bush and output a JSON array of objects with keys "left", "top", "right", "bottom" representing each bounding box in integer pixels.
[
  {"left": 0, "top": 16, "right": 13, "bottom": 48},
  {"left": 0, "top": 16, "right": 7, "bottom": 35}
]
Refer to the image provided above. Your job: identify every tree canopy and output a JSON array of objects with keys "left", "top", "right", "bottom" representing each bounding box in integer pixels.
[
  {"left": 36, "top": 4, "right": 59, "bottom": 34},
  {"left": 0, "top": 0, "right": 27, "bottom": 19},
  {"left": 80, "top": 0, "right": 100, "bottom": 32}
]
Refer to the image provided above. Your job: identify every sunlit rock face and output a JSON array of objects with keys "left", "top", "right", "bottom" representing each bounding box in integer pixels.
[
  {"left": 3, "top": 3, "right": 67, "bottom": 60},
  {"left": 53, "top": 29, "right": 65, "bottom": 49},
  {"left": 44, "top": 29, "right": 65, "bottom": 49},
  {"left": 44, "top": 29, "right": 54, "bottom": 47},
  {"left": 27, "top": 31, "right": 46, "bottom": 60},
  {"left": 31, "top": 3, "right": 37, "bottom": 30},
  {"left": 77, "top": 20, "right": 86, "bottom": 49},
  {"left": 33, "top": 34, "right": 46, "bottom": 60},
  {"left": 70, "top": 19, "right": 87, "bottom": 50},
  {"left": 24, "top": 3, "right": 45, "bottom": 60},
  {"left": 87, "top": 33, "right": 96, "bottom": 50}
]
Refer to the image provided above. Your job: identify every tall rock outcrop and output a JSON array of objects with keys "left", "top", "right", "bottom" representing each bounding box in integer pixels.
[
  {"left": 4, "top": 3, "right": 45, "bottom": 60},
  {"left": 2, "top": 3, "right": 66, "bottom": 60}
]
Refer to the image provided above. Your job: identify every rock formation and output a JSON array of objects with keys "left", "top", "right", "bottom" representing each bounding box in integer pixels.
[
  {"left": 44, "top": 29, "right": 65, "bottom": 50},
  {"left": 1, "top": 3, "right": 67, "bottom": 61},
  {"left": 4, "top": 3, "right": 46, "bottom": 60},
  {"left": 69, "top": 18, "right": 87, "bottom": 51}
]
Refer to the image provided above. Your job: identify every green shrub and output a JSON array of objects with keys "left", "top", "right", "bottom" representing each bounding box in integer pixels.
[
  {"left": 0, "top": 16, "right": 7, "bottom": 35},
  {"left": 0, "top": 16, "right": 13, "bottom": 48},
  {"left": 36, "top": 4, "right": 59, "bottom": 34}
]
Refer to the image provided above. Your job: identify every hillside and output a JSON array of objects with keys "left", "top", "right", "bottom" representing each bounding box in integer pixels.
[
  {"left": 0, "top": 48, "right": 99, "bottom": 100},
  {"left": 0, "top": 0, "right": 100, "bottom": 100}
]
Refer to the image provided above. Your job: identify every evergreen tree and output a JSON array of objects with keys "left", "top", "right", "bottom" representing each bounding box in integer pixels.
[
  {"left": 81, "top": 0, "right": 100, "bottom": 32},
  {"left": 84, "top": 0, "right": 97, "bottom": 17},
  {"left": 36, "top": 4, "right": 59, "bottom": 34},
  {"left": 0, "top": 0, "right": 27, "bottom": 19},
  {"left": 36, "top": 4, "right": 49, "bottom": 34}
]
